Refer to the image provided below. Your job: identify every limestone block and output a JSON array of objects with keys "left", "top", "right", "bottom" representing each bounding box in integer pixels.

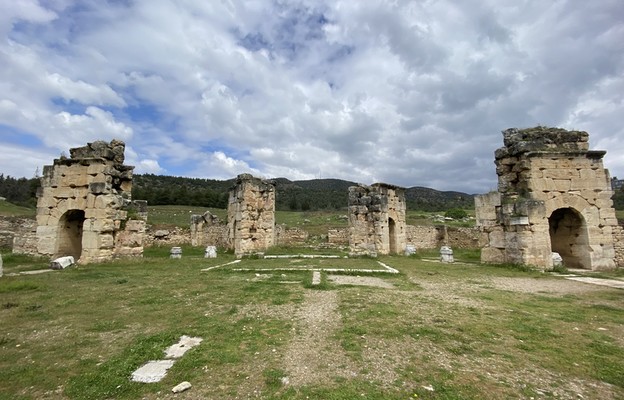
[
  {"left": 54, "top": 187, "right": 75, "bottom": 199},
  {"left": 94, "top": 194, "right": 122, "bottom": 209},
  {"left": 552, "top": 179, "right": 571, "bottom": 192},
  {"left": 85, "top": 208, "right": 115, "bottom": 220},
  {"left": 86, "top": 163, "right": 107, "bottom": 175},
  {"left": 579, "top": 168, "right": 596, "bottom": 181},
  {"left": 89, "top": 182, "right": 112, "bottom": 194},
  {"left": 599, "top": 208, "right": 617, "bottom": 222},
  {"left": 66, "top": 196, "right": 88, "bottom": 211},
  {"left": 528, "top": 177, "right": 554, "bottom": 192},
  {"left": 92, "top": 218, "right": 116, "bottom": 232},
  {"left": 50, "top": 256, "right": 75, "bottom": 270},
  {"left": 481, "top": 247, "right": 505, "bottom": 263},
  {"left": 85, "top": 193, "right": 97, "bottom": 209},
  {"left": 99, "top": 233, "right": 114, "bottom": 249},
  {"left": 61, "top": 173, "right": 90, "bottom": 188},
  {"left": 488, "top": 229, "right": 506, "bottom": 248},
  {"left": 544, "top": 168, "right": 578, "bottom": 180},
  {"left": 81, "top": 231, "right": 99, "bottom": 251},
  {"left": 125, "top": 220, "right": 146, "bottom": 232}
]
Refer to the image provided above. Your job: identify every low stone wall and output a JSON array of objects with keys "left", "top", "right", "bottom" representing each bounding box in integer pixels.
[
  {"left": 114, "top": 219, "right": 146, "bottom": 258},
  {"left": 190, "top": 225, "right": 229, "bottom": 248},
  {"left": 614, "top": 225, "right": 624, "bottom": 267},
  {"left": 406, "top": 226, "right": 440, "bottom": 249},
  {"left": 145, "top": 227, "right": 192, "bottom": 247},
  {"left": 406, "top": 225, "right": 484, "bottom": 250},
  {"left": 0, "top": 216, "right": 37, "bottom": 255},
  {"left": 328, "top": 228, "right": 349, "bottom": 245},
  {"left": 275, "top": 225, "right": 309, "bottom": 246}
]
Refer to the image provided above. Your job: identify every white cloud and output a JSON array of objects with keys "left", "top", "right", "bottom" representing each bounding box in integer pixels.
[{"left": 0, "top": 0, "right": 622, "bottom": 194}]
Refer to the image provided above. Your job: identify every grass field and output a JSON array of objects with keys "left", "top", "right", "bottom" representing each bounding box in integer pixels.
[
  {"left": 1, "top": 251, "right": 623, "bottom": 400},
  {"left": 0, "top": 200, "right": 35, "bottom": 218}
]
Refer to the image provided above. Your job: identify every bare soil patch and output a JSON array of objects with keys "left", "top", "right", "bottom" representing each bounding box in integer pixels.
[{"left": 328, "top": 275, "right": 395, "bottom": 289}]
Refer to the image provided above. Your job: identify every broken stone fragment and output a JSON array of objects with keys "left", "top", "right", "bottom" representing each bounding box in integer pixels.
[
  {"left": 172, "top": 381, "right": 192, "bottom": 393},
  {"left": 50, "top": 256, "right": 75, "bottom": 270}
]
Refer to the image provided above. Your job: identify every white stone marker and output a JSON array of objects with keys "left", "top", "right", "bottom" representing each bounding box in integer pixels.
[
  {"left": 440, "top": 246, "right": 454, "bottom": 263},
  {"left": 0, "top": 253, "right": 3, "bottom": 277},
  {"left": 404, "top": 244, "right": 417, "bottom": 256},
  {"left": 204, "top": 246, "right": 217, "bottom": 258},
  {"left": 312, "top": 271, "right": 321, "bottom": 285},
  {"left": 170, "top": 247, "right": 182, "bottom": 259}
]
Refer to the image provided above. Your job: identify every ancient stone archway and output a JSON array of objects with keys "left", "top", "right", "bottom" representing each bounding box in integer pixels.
[
  {"left": 56, "top": 209, "right": 85, "bottom": 260},
  {"left": 548, "top": 208, "right": 589, "bottom": 269},
  {"left": 36, "top": 140, "right": 145, "bottom": 263},
  {"left": 476, "top": 127, "right": 618, "bottom": 270}
]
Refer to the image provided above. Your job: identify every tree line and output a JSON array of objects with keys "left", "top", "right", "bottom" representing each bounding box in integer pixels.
[{"left": 0, "top": 174, "right": 40, "bottom": 207}]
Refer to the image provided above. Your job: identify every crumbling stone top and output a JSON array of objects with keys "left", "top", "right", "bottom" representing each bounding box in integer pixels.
[
  {"left": 371, "top": 182, "right": 406, "bottom": 191},
  {"left": 68, "top": 139, "right": 126, "bottom": 164},
  {"left": 497, "top": 126, "right": 590, "bottom": 158},
  {"left": 233, "top": 173, "right": 275, "bottom": 190}
]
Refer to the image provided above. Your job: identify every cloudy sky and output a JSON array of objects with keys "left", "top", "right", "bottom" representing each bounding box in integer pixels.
[{"left": 1, "top": 0, "right": 623, "bottom": 193}]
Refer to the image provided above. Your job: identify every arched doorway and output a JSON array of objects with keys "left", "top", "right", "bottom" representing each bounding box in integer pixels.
[
  {"left": 56, "top": 210, "right": 85, "bottom": 260},
  {"left": 548, "top": 208, "right": 589, "bottom": 269},
  {"left": 388, "top": 217, "right": 397, "bottom": 254}
]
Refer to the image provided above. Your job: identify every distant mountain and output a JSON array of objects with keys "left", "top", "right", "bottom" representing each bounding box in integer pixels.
[{"left": 132, "top": 174, "right": 475, "bottom": 211}]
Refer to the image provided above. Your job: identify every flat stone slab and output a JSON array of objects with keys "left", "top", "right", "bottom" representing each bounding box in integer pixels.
[
  {"left": 131, "top": 360, "right": 175, "bottom": 383},
  {"left": 164, "top": 335, "right": 203, "bottom": 359},
  {"left": 565, "top": 277, "right": 624, "bottom": 290},
  {"left": 311, "top": 271, "right": 321, "bottom": 285},
  {"left": 328, "top": 275, "right": 394, "bottom": 289}
]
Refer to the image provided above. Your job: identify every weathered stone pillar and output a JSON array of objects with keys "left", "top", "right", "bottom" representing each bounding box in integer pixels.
[
  {"left": 227, "top": 174, "right": 275, "bottom": 258},
  {"left": 476, "top": 127, "right": 618, "bottom": 270},
  {"left": 348, "top": 183, "right": 407, "bottom": 256}
]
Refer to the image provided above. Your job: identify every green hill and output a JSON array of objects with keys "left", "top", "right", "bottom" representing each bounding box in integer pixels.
[{"left": 131, "top": 174, "right": 476, "bottom": 212}]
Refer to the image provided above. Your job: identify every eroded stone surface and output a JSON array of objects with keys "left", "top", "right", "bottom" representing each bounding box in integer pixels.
[
  {"left": 131, "top": 360, "right": 175, "bottom": 383},
  {"left": 164, "top": 335, "right": 203, "bottom": 359}
]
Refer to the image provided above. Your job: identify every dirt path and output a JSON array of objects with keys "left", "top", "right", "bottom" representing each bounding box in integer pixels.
[{"left": 282, "top": 290, "right": 356, "bottom": 386}]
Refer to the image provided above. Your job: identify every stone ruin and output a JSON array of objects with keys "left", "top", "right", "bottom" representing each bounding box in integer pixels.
[
  {"left": 348, "top": 183, "right": 407, "bottom": 256},
  {"left": 190, "top": 211, "right": 228, "bottom": 248},
  {"left": 476, "top": 127, "right": 618, "bottom": 270},
  {"left": 35, "top": 140, "right": 145, "bottom": 264},
  {"left": 227, "top": 174, "right": 275, "bottom": 258}
]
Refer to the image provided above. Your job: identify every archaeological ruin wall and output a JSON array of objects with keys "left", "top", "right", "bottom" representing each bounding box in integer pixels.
[
  {"left": 35, "top": 140, "right": 144, "bottom": 264},
  {"left": 348, "top": 183, "right": 407, "bottom": 256},
  {"left": 476, "top": 127, "right": 619, "bottom": 270},
  {"left": 227, "top": 174, "right": 276, "bottom": 258}
]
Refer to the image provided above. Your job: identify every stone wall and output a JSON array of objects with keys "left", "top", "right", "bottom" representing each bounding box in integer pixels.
[
  {"left": 190, "top": 211, "right": 228, "bottom": 248},
  {"left": 227, "top": 174, "right": 276, "bottom": 257},
  {"left": 35, "top": 140, "right": 143, "bottom": 263},
  {"left": 406, "top": 225, "right": 484, "bottom": 250},
  {"left": 613, "top": 225, "right": 624, "bottom": 267},
  {"left": 348, "top": 183, "right": 407, "bottom": 256},
  {"left": 476, "top": 127, "right": 618, "bottom": 270},
  {"left": 328, "top": 228, "right": 349, "bottom": 245},
  {"left": 0, "top": 217, "right": 37, "bottom": 254},
  {"left": 144, "top": 227, "right": 192, "bottom": 247},
  {"left": 275, "top": 225, "right": 309, "bottom": 246}
]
